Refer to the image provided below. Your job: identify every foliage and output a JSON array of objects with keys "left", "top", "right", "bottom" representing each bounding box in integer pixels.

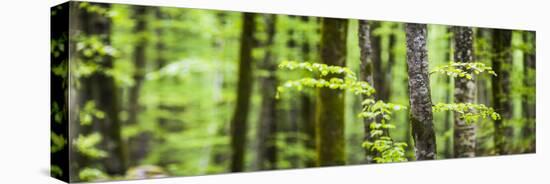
[
  {"left": 51, "top": 102, "right": 63, "bottom": 124},
  {"left": 51, "top": 132, "right": 66, "bottom": 153},
  {"left": 73, "top": 133, "right": 108, "bottom": 159},
  {"left": 433, "top": 103, "right": 501, "bottom": 124},
  {"left": 359, "top": 99, "right": 408, "bottom": 163},
  {"left": 430, "top": 62, "right": 496, "bottom": 79},
  {"left": 79, "top": 101, "right": 105, "bottom": 126},
  {"left": 277, "top": 61, "right": 407, "bottom": 163},
  {"left": 362, "top": 137, "right": 408, "bottom": 163},
  {"left": 276, "top": 61, "right": 375, "bottom": 98},
  {"left": 278, "top": 61, "right": 357, "bottom": 80},
  {"left": 51, "top": 165, "right": 63, "bottom": 177},
  {"left": 79, "top": 167, "right": 109, "bottom": 182}
]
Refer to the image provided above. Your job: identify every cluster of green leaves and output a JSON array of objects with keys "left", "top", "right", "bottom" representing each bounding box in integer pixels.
[
  {"left": 362, "top": 137, "right": 408, "bottom": 163},
  {"left": 359, "top": 99, "right": 408, "bottom": 163},
  {"left": 51, "top": 165, "right": 63, "bottom": 177},
  {"left": 276, "top": 61, "right": 375, "bottom": 98},
  {"left": 277, "top": 61, "right": 407, "bottom": 163},
  {"left": 73, "top": 133, "right": 108, "bottom": 159},
  {"left": 51, "top": 132, "right": 67, "bottom": 153},
  {"left": 79, "top": 101, "right": 105, "bottom": 126},
  {"left": 79, "top": 167, "right": 109, "bottom": 182},
  {"left": 278, "top": 61, "right": 357, "bottom": 80},
  {"left": 79, "top": 2, "right": 113, "bottom": 17},
  {"left": 430, "top": 62, "right": 496, "bottom": 79},
  {"left": 433, "top": 103, "right": 501, "bottom": 124}
]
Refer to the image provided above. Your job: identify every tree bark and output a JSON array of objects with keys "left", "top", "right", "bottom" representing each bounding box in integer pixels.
[
  {"left": 443, "top": 27, "right": 453, "bottom": 158},
  {"left": 230, "top": 12, "right": 256, "bottom": 172},
  {"left": 316, "top": 17, "right": 348, "bottom": 166},
  {"left": 79, "top": 3, "right": 128, "bottom": 175},
  {"left": 256, "top": 14, "right": 278, "bottom": 170},
  {"left": 491, "top": 29, "right": 513, "bottom": 155},
  {"left": 452, "top": 26, "right": 476, "bottom": 157},
  {"left": 370, "top": 22, "right": 389, "bottom": 101},
  {"left": 522, "top": 31, "right": 536, "bottom": 153},
  {"left": 358, "top": 20, "right": 375, "bottom": 163},
  {"left": 299, "top": 16, "right": 317, "bottom": 168},
  {"left": 127, "top": 6, "right": 149, "bottom": 166},
  {"left": 405, "top": 23, "right": 436, "bottom": 160}
]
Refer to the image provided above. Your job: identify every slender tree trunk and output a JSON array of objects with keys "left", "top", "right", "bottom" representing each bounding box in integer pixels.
[
  {"left": 285, "top": 15, "right": 300, "bottom": 168},
  {"left": 256, "top": 15, "right": 278, "bottom": 170},
  {"left": 522, "top": 31, "right": 536, "bottom": 153},
  {"left": 386, "top": 24, "right": 396, "bottom": 98},
  {"left": 491, "top": 29, "right": 513, "bottom": 155},
  {"left": 405, "top": 23, "right": 436, "bottom": 160},
  {"left": 370, "top": 22, "right": 388, "bottom": 101},
  {"left": 443, "top": 27, "right": 453, "bottom": 158},
  {"left": 127, "top": 6, "right": 149, "bottom": 166},
  {"left": 79, "top": 3, "right": 128, "bottom": 175},
  {"left": 358, "top": 20, "right": 375, "bottom": 163},
  {"left": 316, "top": 18, "right": 348, "bottom": 166},
  {"left": 452, "top": 26, "right": 476, "bottom": 157},
  {"left": 299, "top": 16, "right": 317, "bottom": 168},
  {"left": 230, "top": 13, "right": 256, "bottom": 172}
]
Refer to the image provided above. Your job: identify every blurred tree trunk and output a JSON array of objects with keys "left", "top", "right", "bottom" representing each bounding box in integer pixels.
[
  {"left": 256, "top": 14, "right": 278, "bottom": 170},
  {"left": 474, "top": 28, "right": 493, "bottom": 156},
  {"left": 299, "top": 16, "right": 317, "bottom": 168},
  {"left": 316, "top": 17, "right": 348, "bottom": 166},
  {"left": 370, "top": 22, "right": 389, "bottom": 101},
  {"left": 452, "top": 26, "right": 476, "bottom": 157},
  {"left": 230, "top": 12, "right": 256, "bottom": 172},
  {"left": 386, "top": 24, "right": 396, "bottom": 98},
  {"left": 358, "top": 20, "right": 375, "bottom": 163},
  {"left": 405, "top": 23, "right": 436, "bottom": 160},
  {"left": 127, "top": 6, "right": 149, "bottom": 166},
  {"left": 443, "top": 27, "right": 453, "bottom": 158},
  {"left": 79, "top": 3, "right": 128, "bottom": 175},
  {"left": 522, "top": 31, "right": 536, "bottom": 153},
  {"left": 491, "top": 29, "right": 513, "bottom": 155},
  {"left": 285, "top": 15, "right": 300, "bottom": 168}
]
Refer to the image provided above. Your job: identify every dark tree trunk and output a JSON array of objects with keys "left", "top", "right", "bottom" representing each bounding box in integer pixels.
[
  {"left": 316, "top": 18, "right": 348, "bottom": 166},
  {"left": 452, "top": 26, "right": 476, "bottom": 157},
  {"left": 370, "top": 22, "right": 389, "bottom": 101},
  {"left": 285, "top": 15, "right": 300, "bottom": 168},
  {"left": 79, "top": 3, "right": 128, "bottom": 175},
  {"left": 405, "top": 23, "right": 436, "bottom": 160},
  {"left": 386, "top": 24, "right": 396, "bottom": 98},
  {"left": 491, "top": 29, "right": 513, "bottom": 155},
  {"left": 230, "top": 13, "right": 256, "bottom": 172},
  {"left": 358, "top": 20, "right": 375, "bottom": 163},
  {"left": 443, "top": 27, "right": 453, "bottom": 158},
  {"left": 256, "top": 14, "right": 278, "bottom": 170},
  {"left": 522, "top": 31, "right": 536, "bottom": 153},
  {"left": 299, "top": 16, "right": 317, "bottom": 168},
  {"left": 127, "top": 6, "right": 149, "bottom": 166}
]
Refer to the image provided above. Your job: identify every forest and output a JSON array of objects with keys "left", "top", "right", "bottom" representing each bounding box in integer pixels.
[{"left": 50, "top": 2, "right": 536, "bottom": 182}]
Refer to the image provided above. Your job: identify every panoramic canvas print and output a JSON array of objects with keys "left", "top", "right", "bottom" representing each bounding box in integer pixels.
[{"left": 51, "top": 1, "right": 536, "bottom": 182}]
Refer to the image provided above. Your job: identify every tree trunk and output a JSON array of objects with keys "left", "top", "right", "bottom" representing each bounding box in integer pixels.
[
  {"left": 79, "top": 3, "right": 128, "bottom": 175},
  {"left": 230, "top": 12, "right": 256, "bottom": 172},
  {"left": 316, "top": 17, "right": 348, "bottom": 166},
  {"left": 370, "top": 22, "right": 389, "bottom": 101},
  {"left": 256, "top": 14, "right": 278, "bottom": 170},
  {"left": 491, "top": 29, "right": 513, "bottom": 155},
  {"left": 405, "top": 23, "right": 436, "bottom": 160},
  {"left": 522, "top": 31, "right": 536, "bottom": 153},
  {"left": 452, "top": 26, "right": 476, "bottom": 157},
  {"left": 127, "top": 6, "right": 149, "bottom": 166},
  {"left": 299, "top": 16, "right": 317, "bottom": 168},
  {"left": 358, "top": 20, "right": 375, "bottom": 163},
  {"left": 443, "top": 27, "right": 453, "bottom": 158}
]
